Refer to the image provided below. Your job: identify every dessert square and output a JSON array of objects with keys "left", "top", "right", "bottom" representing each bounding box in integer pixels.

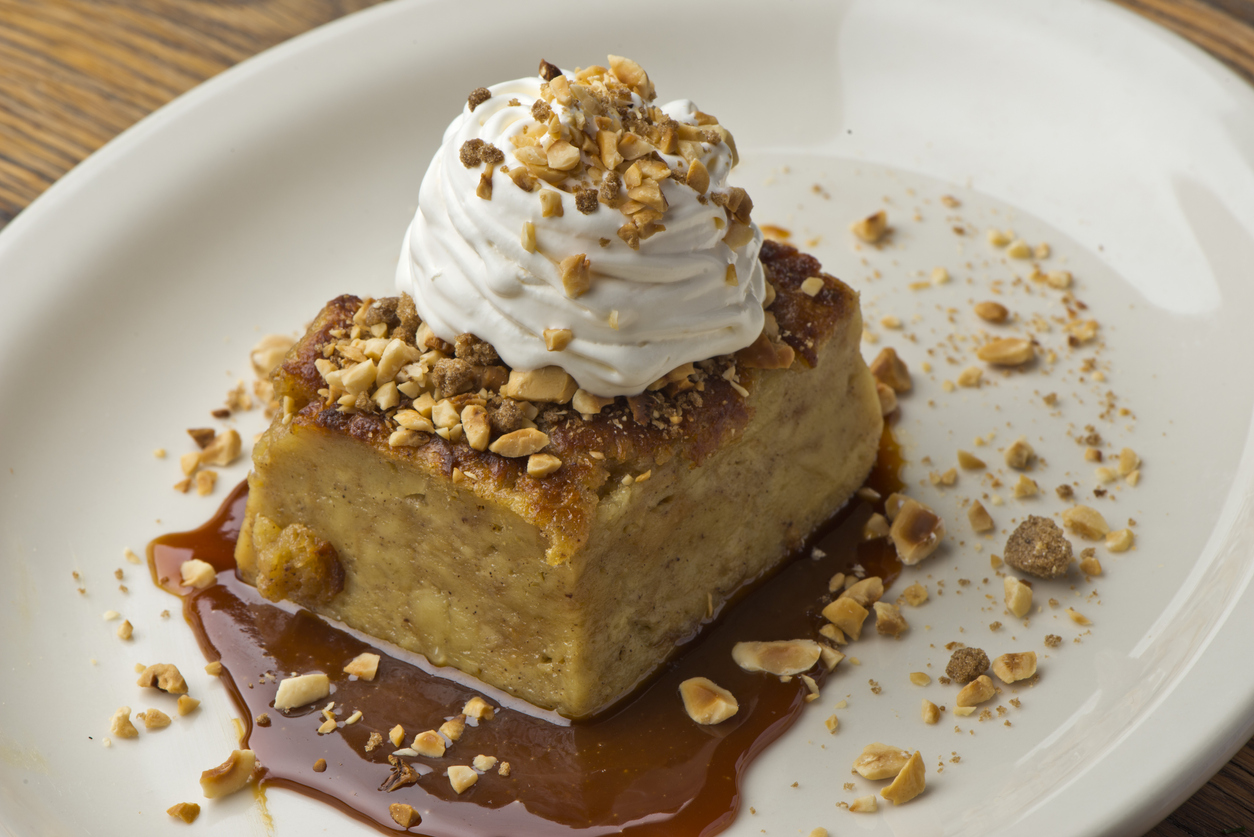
[{"left": 235, "top": 240, "right": 882, "bottom": 718}]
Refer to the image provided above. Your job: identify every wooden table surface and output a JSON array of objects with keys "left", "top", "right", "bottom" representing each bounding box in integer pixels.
[{"left": 2, "top": 0, "right": 1253, "bottom": 834}]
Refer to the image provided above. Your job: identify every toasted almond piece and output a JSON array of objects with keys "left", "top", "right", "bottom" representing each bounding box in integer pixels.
[
  {"left": 851, "top": 210, "right": 888, "bottom": 243},
  {"left": 167, "top": 802, "right": 201, "bottom": 824},
  {"left": 448, "top": 765, "right": 479, "bottom": 794},
  {"left": 572, "top": 388, "right": 614, "bottom": 415},
  {"left": 412, "top": 730, "right": 446, "bottom": 758},
  {"left": 889, "top": 498, "right": 946, "bottom": 565},
  {"left": 900, "top": 582, "right": 928, "bottom": 606},
  {"left": 539, "top": 189, "right": 564, "bottom": 218},
  {"left": 853, "top": 742, "right": 912, "bottom": 780},
  {"left": 992, "top": 652, "right": 1038, "bottom": 684},
  {"left": 731, "top": 640, "right": 822, "bottom": 676},
  {"left": 200, "top": 749, "right": 256, "bottom": 798},
  {"left": 527, "top": 453, "right": 562, "bottom": 478},
  {"left": 137, "top": 663, "right": 188, "bottom": 695},
  {"left": 110, "top": 706, "right": 139, "bottom": 739},
  {"left": 489, "top": 427, "right": 551, "bottom": 458},
  {"left": 875, "top": 381, "right": 898, "bottom": 416},
  {"left": 180, "top": 559, "right": 216, "bottom": 589},
  {"left": 839, "top": 576, "right": 884, "bottom": 608},
  {"left": 343, "top": 652, "right": 381, "bottom": 681},
  {"left": 955, "top": 674, "right": 996, "bottom": 707},
  {"left": 968, "top": 501, "right": 994, "bottom": 533},
  {"left": 958, "top": 450, "right": 986, "bottom": 470},
  {"left": 822, "top": 597, "right": 869, "bottom": 641},
  {"left": 440, "top": 716, "right": 466, "bottom": 742},
  {"left": 546, "top": 140, "right": 581, "bottom": 171},
  {"left": 819, "top": 646, "right": 845, "bottom": 671},
  {"left": 1004, "top": 576, "right": 1033, "bottom": 618},
  {"left": 1062, "top": 505, "right": 1110, "bottom": 540},
  {"left": 389, "top": 803, "right": 422, "bottom": 828},
  {"left": 1004, "top": 437, "right": 1035, "bottom": 470},
  {"left": 463, "top": 696, "right": 495, "bottom": 721},
  {"left": 869, "top": 347, "right": 911, "bottom": 392},
  {"left": 881, "top": 750, "right": 926, "bottom": 805},
  {"left": 679, "top": 676, "right": 739, "bottom": 724},
  {"left": 974, "top": 301, "right": 1008, "bottom": 323},
  {"left": 503, "top": 367, "right": 577, "bottom": 403},
  {"left": 686, "top": 158, "right": 710, "bottom": 194},
  {"left": 874, "top": 602, "right": 908, "bottom": 637},
  {"left": 1106, "top": 528, "right": 1135, "bottom": 552},
  {"left": 977, "top": 337, "right": 1034, "bottom": 366},
  {"left": 274, "top": 673, "right": 330, "bottom": 711},
  {"left": 462, "top": 405, "right": 492, "bottom": 452},
  {"left": 543, "top": 328, "right": 573, "bottom": 352}
]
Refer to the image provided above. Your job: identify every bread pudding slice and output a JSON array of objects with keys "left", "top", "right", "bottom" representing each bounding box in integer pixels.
[{"left": 235, "top": 240, "right": 883, "bottom": 719}]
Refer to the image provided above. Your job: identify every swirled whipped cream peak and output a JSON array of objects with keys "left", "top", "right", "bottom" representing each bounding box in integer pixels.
[{"left": 397, "top": 56, "right": 768, "bottom": 397}]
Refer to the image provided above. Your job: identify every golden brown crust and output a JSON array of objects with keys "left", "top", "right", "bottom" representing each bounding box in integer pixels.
[{"left": 269, "top": 242, "right": 857, "bottom": 565}]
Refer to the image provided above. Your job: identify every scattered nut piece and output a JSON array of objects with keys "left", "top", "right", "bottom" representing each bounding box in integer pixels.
[
  {"left": 167, "top": 802, "right": 201, "bottom": 824},
  {"left": 869, "top": 347, "right": 912, "bottom": 392},
  {"left": 1013, "top": 474, "right": 1039, "bottom": 498},
  {"left": 800, "top": 276, "right": 825, "bottom": 297},
  {"left": 274, "top": 673, "right": 330, "bottom": 711},
  {"left": 957, "top": 366, "right": 983, "bottom": 388},
  {"left": 389, "top": 802, "right": 422, "bottom": 828},
  {"left": 862, "top": 513, "right": 890, "bottom": 540},
  {"left": 1003, "top": 437, "right": 1035, "bottom": 470},
  {"left": 489, "top": 427, "right": 551, "bottom": 458},
  {"left": 1005, "top": 239, "right": 1032, "bottom": 259},
  {"left": 1004, "top": 516, "right": 1073, "bottom": 579},
  {"left": 1004, "top": 576, "right": 1034, "bottom": 619},
  {"left": 205, "top": 661, "right": 224, "bottom": 676},
  {"left": 946, "top": 647, "right": 989, "bottom": 684},
  {"left": 139, "top": 708, "right": 172, "bottom": 730},
  {"left": 412, "top": 730, "right": 446, "bottom": 758},
  {"left": 110, "top": 706, "right": 139, "bottom": 739},
  {"left": 910, "top": 672, "right": 931, "bottom": 686},
  {"left": 679, "top": 677, "right": 740, "bottom": 725},
  {"left": 873, "top": 602, "right": 908, "bottom": 637},
  {"left": 180, "top": 559, "right": 216, "bottom": 589},
  {"left": 974, "top": 301, "right": 1008, "bottom": 323},
  {"left": 900, "top": 582, "right": 928, "bottom": 606},
  {"left": 440, "top": 716, "right": 466, "bottom": 742},
  {"left": 840, "top": 576, "right": 885, "bottom": 608},
  {"left": 825, "top": 714, "right": 840, "bottom": 733},
  {"left": 968, "top": 501, "right": 994, "bottom": 533},
  {"left": 313, "top": 758, "right": 328, "bottom": 773},
  {"left": 137, "top": 663, "right": 188, "bottom": 695},
  {"left": 1118, "top": 448, "right": 1141, "bottom": 477},
  {"left": 849, "top": 795, "right": 878, "bottom": 813},
  {"left": 389, "top": 725, "right": 406, "bottom": 748},
  {"left": 1067, "top": 607, "right": 1092, "bottom": 626},
  {"left": 889, "top": 498, "right": 946, "bottom": 565},
  {"left": 343, "top": 652, "right": 381, "bottom": 681},
  {"left": 117, "top": 620, "right": 133, "bottom": 640},
  {"left": 977, "top": 337, "right": 1034, "bottom": 366},
  {"left": 732, "top": 640, "right": 822, "bottom": 675},
  {"left": 448, "top": 765, "right": 479, "bottom": 794},
  {"left": 875, "top": 382, "right": 898, "bottom": 416},
  {"left": 822, "top": 598, "right": 869, "bottom": 641},
  {"left": 200, "top": 749, "right": 256, "bottom": 798},
  {"left": 853, "top": 742, "right": 912, "bottom": 780},
  {"left": 881, "top": 750, "right": 926, "bottom": 805},
  {"left": 1106, "top": 528, "right": 1135, "bottom": 552},
  {"left": 992, "top": 652, "right": 1038, "bottom": 684},
  {"left": 527, "top": 453, "right": 563, "bottom": 478},
  {"left": 1062, "top": 505, "right": 1111, "bottom": 540},
  {"left": 922, "top": 700, "right": 941, "bottom": 725},
  {"left": 177, "top": 695, "right": 200, "bottom": 716},
  {"left": 463, "top": 696, "right": 495, "bottom": 721},
  {"left": 955, "top": 674, "right": 996, "bottom": 707},
  {"left": 851, "top": 210, "right": 888, "bottom": 243},
  {"left": 957, "top": 450, "right": 986, "bottom": 470}
]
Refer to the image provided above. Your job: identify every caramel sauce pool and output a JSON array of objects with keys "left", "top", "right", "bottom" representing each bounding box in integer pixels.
[{"left": 149, "top": 427, "right": 903, "bottom": 835}]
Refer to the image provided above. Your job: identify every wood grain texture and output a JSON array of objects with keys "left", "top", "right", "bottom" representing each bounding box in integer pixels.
[{"left": 1, "top": 1, "right": 1253, "bottom": 835}]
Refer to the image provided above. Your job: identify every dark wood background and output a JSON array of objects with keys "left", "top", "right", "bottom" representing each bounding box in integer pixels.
[{"left": 1, "top": 1, "right": 1252, "bottom": 833}]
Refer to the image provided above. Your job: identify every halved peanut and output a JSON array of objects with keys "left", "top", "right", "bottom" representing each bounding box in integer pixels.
[
  {"left": 731, "top": 640, "right": 821, "bottom": 676},
  {"left": 679, "top": 677, "right": 739, "bottom": 724}
]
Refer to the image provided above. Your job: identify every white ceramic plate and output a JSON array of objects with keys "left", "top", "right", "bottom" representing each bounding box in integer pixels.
[{"left": 4, "top": 0, "right": 1254, "bottom": 834}]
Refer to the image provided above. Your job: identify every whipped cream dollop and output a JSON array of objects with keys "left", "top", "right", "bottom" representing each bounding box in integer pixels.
[{"left": 397, "top": 57, "right": 766, "bottom": 397}]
